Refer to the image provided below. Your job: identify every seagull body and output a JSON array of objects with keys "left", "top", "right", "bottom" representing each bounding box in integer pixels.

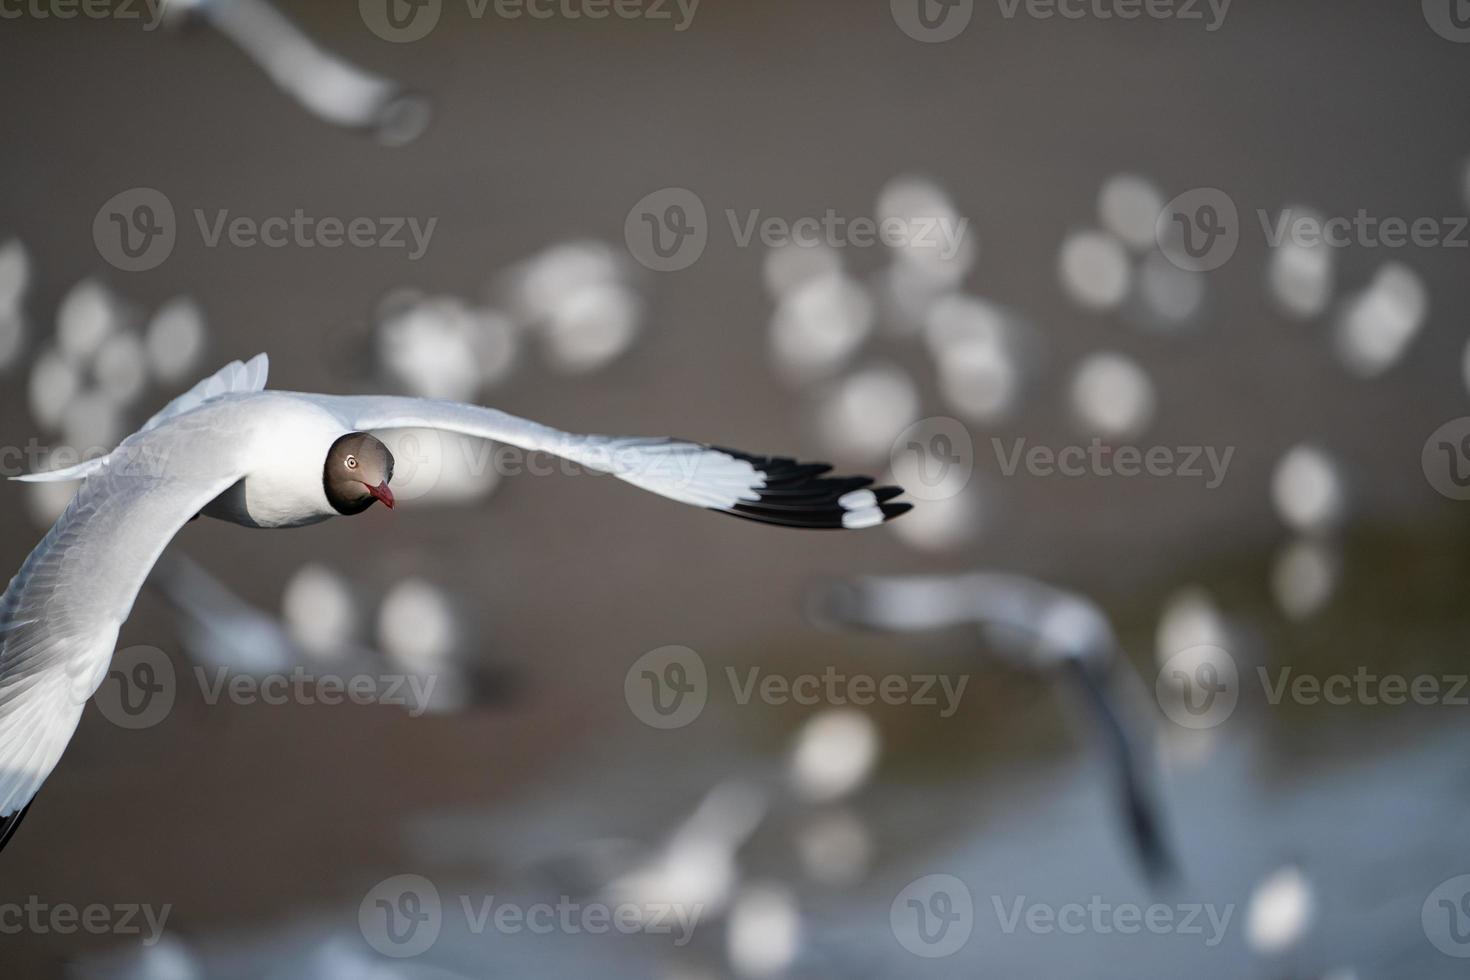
[
  {"left": 809, "top": 572, "right": 1178, "bottom": 887},
  {"left": 0, "top": 354, "right": 908, "bottom": 851}
]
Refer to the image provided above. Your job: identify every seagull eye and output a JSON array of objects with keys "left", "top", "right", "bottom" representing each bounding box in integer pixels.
[{"left": 345, "top": 455, "right": 358, "bottom": 469}]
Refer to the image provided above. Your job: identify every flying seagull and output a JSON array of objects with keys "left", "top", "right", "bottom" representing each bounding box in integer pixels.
[
  {"left": 808, "top": 571, "right": 1178, "bottom": 887},
  {"left": 0, "top": 354, "right": 909, "bottom": 852}
]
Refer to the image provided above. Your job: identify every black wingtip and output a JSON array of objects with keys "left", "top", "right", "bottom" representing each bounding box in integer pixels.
[
  {"left": 0, "top": 802, "right": 33, "bottom": 856},
  {"left": 707, "top": 447, "right": 913, "bottom": 530}
]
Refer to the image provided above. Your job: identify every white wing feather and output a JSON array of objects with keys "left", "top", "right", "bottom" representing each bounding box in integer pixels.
[
  {"left": 141, "top": 352, "right": 270, "bottom": 434},
  {"left": 0, "top": 414, "right": 248, "bottom": 818}
]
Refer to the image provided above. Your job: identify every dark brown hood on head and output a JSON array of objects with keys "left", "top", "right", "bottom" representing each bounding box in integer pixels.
[{"left": 324, "top": 432, "right": 395, "bottom": 515}]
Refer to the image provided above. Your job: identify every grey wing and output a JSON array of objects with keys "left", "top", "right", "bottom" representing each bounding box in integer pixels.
[
  {"left": 1060, "top": 657, "right": 1179, "bottom": 888},
  {"left": 809, "top": 572, "right": 1118, "bottom": 665},
  {"left": 0, "top": 422, "right": 246, "bottom": 825}
]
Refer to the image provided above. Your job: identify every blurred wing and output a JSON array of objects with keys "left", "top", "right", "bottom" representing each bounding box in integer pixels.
[
  {"left": 148, "top": 552, "right": 299, "bottom": 675},
  {"left": 0, "top": 423, "right": 246, "bottom": 839},
  {"left": 307, "top": 394, "right": 910, "bottom": 530},
  {"left": 1061, "top": 657, "right": 1179, "bottom": 888},
  {"left": 810, "top": 574, "right": 988, "bottom": 633},
  {"left": 812, "top": 572, "right": 1116, "bottom": 666}
]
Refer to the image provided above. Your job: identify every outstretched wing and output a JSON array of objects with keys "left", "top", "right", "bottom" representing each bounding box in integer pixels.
[
  {"left": 0, "top": 415, "right": 246, "bottom": 847},
  {"left": 305, "top": 394, "right": 911, "bottom": 530}
]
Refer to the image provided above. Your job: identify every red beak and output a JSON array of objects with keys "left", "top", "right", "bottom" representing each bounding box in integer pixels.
[{"left": 367, "top": 481, "right": 395, "bottom": 509}]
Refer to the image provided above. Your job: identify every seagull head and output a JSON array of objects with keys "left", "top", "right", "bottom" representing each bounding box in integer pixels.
[{"left": 324, "top": 432, "right": 396, "bottom": 515}]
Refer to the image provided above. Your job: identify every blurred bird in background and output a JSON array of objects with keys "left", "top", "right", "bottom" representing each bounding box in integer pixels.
[{"left": 808, "top": 571, "right": 1179, "bottom": 888}]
